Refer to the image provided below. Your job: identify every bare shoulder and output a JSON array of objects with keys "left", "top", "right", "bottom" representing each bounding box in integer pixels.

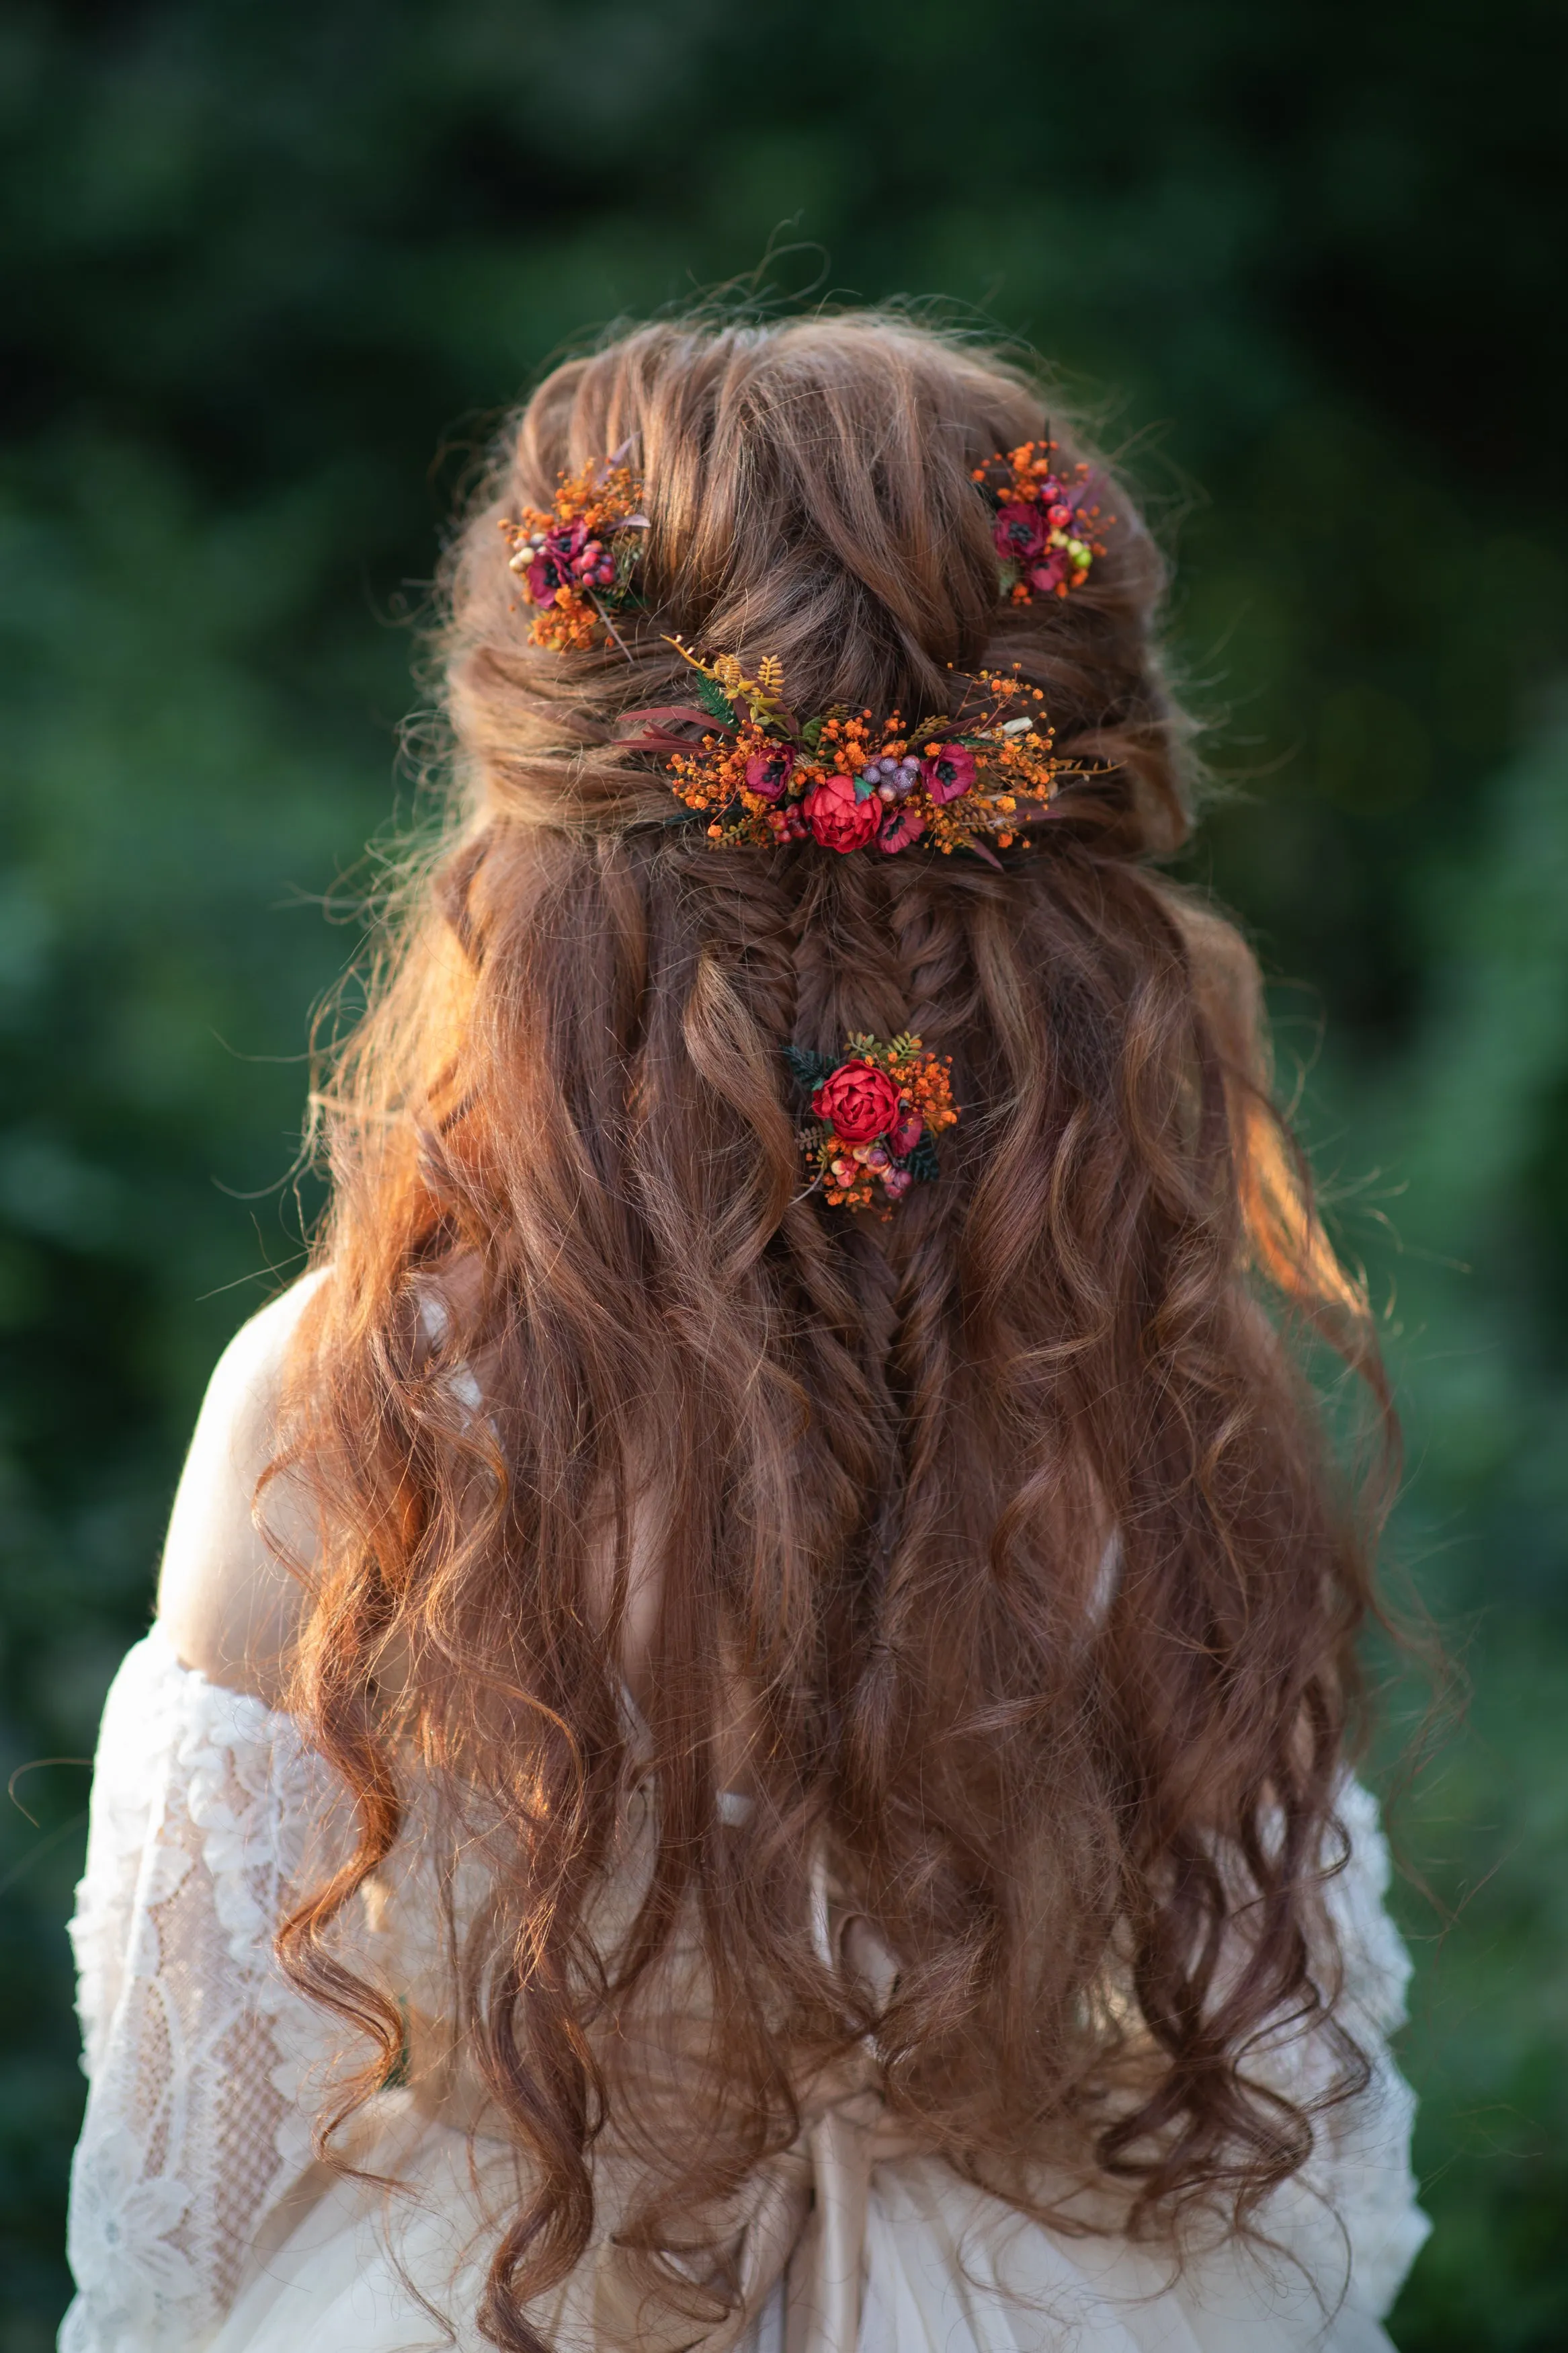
[{"left": 156, "top": 1269, "right": 329, "bottom": 1708}]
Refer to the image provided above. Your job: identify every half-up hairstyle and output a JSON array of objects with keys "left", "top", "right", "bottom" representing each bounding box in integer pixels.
[{"left": 273, "top": 313, "right": 1392, "bottom": 2350}]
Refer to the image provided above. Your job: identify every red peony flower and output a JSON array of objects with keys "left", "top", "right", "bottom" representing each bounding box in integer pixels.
[
  {"left": 993, "top": 502, "right": 1048, "bottom": 563},
  {"left": 813, "top": 1060, "right": 902, "bottom": 1144},
  {"left": 889, "top": 1105, "right": 923, "bottom": 1156},
  {"left": 802, "top": 772, "right": 881, "bottom": 852},
  {"left": 745, "top": 746, "right": 795, "bottom": 803},
  {"left": 921, "top": 745, "right": 976, "bottom": 805}
]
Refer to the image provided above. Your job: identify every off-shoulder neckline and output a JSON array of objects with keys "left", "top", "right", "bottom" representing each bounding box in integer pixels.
[
  {"left": 138, "top": 1620, "right": 756, "bottom": 1822},
  {"left": 145, "top": 1618, "right": 297, "bottom": 1722}
]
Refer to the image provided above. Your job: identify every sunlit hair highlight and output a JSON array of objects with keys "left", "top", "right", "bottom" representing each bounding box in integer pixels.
[{"left": 272, "top": 312, "right": 1395, "bottom": 2351}]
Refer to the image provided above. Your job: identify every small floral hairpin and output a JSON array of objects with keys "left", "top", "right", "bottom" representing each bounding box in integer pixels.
[
  {"left": 785, "top": 1035, "right": 958, "bottom": 1214},
  {"left": 972, "top": 440, "right": 1110, "bottom": 605},
  {"left": 499, "top": 450, "right": 649, "bottom": 653},
  {"left": 622, "top": 645, "right": 1059, "bottom": 861}
]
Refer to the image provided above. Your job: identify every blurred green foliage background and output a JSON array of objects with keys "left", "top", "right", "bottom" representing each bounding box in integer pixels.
[{"left": 2, "top": 1, "right": 1565, "bottom": 2343}]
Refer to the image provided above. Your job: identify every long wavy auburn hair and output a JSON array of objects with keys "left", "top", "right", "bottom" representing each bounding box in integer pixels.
[{"left": 273, "top": 313, "right": 1395, "bottom": 2350}]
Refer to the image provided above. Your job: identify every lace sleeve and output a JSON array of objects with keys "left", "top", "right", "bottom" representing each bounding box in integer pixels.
[
  {"left": 60, "top": 1627, "right": 349, "bottom": 2353},
  {"left": 1244, "top": 1777, "right": 1431, "bottom": 2327},
  {"left": 1311, "top": 1777, "right": 1431, "bottom": 2321}
]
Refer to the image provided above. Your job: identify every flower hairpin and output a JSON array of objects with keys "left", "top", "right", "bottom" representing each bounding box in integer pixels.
[
  {"left": 786, "top": 1035, "right": 958, "bottom": 1214},
  {"left": 500, "top": 452, "right": 649, "bottom": 653},
  {"left": 621, "top": 645, "right": 1059, "bottom": 861},
  {"left": 972, "top": 440, "right": 1110, "bottom": 605}
]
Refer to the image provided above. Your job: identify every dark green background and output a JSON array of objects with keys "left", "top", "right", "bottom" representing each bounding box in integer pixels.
[{"left": 3, "top": 1, "right": 1565, "bottom": 2343}]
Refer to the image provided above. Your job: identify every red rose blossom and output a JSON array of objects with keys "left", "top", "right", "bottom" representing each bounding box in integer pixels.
[
  {"left": 813, "top": 1060, "right": 902, "bottom": 1144},
  {"left": 744, "top": 746, "right": 795, "bottom": 802},
  {"left": 921, "top": 745, "right": 976, "bottom": 804},
  {"left": 802, "top": 772, "right": 880, "bottom": 852}
]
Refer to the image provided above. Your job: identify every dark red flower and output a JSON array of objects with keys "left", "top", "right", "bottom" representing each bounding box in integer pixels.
[
  {"left": 802, "top": 772, "right": 880, "bottom": 852},
  {"left": 889, "top": 1105, "right": 923, "bottom": 1156},
  {"left": 921, "top": 745, "right": 976, "bottom": 805},
  {"left": 877, "top": 804, "right": 926, "bottom": 856},
  {"left": 523, "top": 521, "right": 588, "bottom": 606},
  {"left": 523, "top": 555, "right": 563, "bottom": 605},
  {"left": 813, "top": 1060, "right": 902, "bottom": 1144},
  {"left": 993, "top": 502, "right": 1047, "bottom": 563},
  {"left": 1025, "top": 550, "right": 1069, "bottom": 596},
  {"left": 744, "top": 746, "right": 795, "bottom": 803}
]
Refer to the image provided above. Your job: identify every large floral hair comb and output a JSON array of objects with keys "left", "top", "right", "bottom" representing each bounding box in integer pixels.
[
  {"left": 621, "top": 645, "right": 1060, "bottom": 861},
  {"left": 785, "top": 1035, "right": 958, "bottom": 1214},
  {"left": 499, "top": 452, "right": 649, "bottom": 653},
  {"left": 972, "top": 440, "right": 1110, "bottom": 605}
]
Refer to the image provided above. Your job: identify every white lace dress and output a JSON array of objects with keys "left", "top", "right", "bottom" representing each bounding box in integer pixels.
[{"left": 60, "top": 1625, "right": 1428, "bottom": 2353}]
